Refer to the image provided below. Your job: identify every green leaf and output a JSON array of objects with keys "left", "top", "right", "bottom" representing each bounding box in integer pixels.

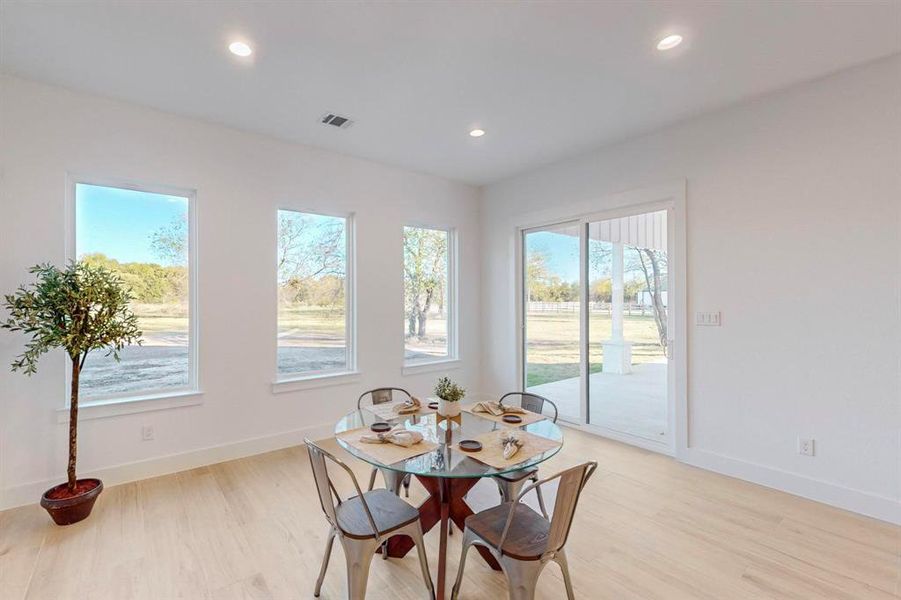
[{"left": 1, "top": 261, "right": 143, "bottom": 374}]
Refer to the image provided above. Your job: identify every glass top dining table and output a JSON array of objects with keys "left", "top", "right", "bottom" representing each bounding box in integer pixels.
[{"left": 334, "top": 407, "right": 564, "bottom": 478}]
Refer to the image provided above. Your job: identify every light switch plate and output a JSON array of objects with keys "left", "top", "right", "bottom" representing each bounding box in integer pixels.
[{"left": 695, "top": 311, "right": 721, "bottom": 326}]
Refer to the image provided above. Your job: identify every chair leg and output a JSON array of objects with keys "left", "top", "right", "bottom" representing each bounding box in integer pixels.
[
  {"left": 451, "top": 528, "right": 478, "bottom": 600},
  {"left": 499, "top": 555, "right": 545, "bottom": 600},
  {"left": 404, "top": 521, "right": 436, "bottom": 599},
  {"left": 495, "top": 477, "right": 527, "bottom": 503},
  {"left": 367, "top": 467, "right": 378, "bottom": 491},
  {"left": 314, "top": 527, "right": 336, "bottom": 598},
  {"left": 380, "top": 468, "right": 405, "bottom": 495},
  {"left": 338, "top": 536, "right": 379, "bottom": 600},
  {"left": 403, "top": 473, "right": 411, "bottom": 498},
  {"left": 554, "top": 549, "right": 575, "bottom": 600}
]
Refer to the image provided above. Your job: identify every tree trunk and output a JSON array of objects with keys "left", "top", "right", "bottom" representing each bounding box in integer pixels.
[
  {"left": 68, "top": 357, "right": 80, "bottom": 491},
  {"left": 639, "top": 249, "right": 668, "bottom": 356},
  {"left": 418, "top": 288, "right": 434, "bottom": 338},
  {"left": 408, "top": 297, "right": 421, "bottom": 336},
  {"left": 417, "top": 311, "right": 427, "bottom": 338}
]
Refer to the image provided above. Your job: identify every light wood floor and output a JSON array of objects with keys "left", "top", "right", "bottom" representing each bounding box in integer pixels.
[{"left": 1, "top": 428, "right": 899, "bottom": 599}]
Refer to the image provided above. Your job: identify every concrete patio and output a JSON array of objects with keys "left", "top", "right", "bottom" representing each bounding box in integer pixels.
[{"left": 528, "top": 361, "right": 667, "bottom": 442}]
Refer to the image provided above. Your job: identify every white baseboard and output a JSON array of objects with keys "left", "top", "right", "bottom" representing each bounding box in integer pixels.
[
  {"left": 5, "top": 421, "right": 897, "bottom": 526},
  {"left": 551, "top": 417, "right": 899, "bottom": 525},
  {"left": 681, "top": 448, "right": 901, "bottom": 525},
  {"left": 0, "top": 421, "right": 334, "bottom": 511},
  {"left": 561, "top": 421, "right": 675, "bottom": 457}
]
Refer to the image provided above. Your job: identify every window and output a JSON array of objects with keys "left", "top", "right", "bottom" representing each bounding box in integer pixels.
[
  {"left": 277, "top": 210, "right": 353, "bottom": 378},
  {"left": 403, "top": 225, "right": 456, "bottom": 364},
  {"left": 74, "top": 182, "right": 195, "bottom": 401}
]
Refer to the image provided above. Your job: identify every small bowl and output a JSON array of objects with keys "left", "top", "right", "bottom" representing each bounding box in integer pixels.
[
  {"left": 502, "top": 415, "right": 523, "bottom": 424},
  {"left": 459, "top": 440, "right": 482, "bottom": 452},
  {"left": 370, "top": 422, "right": 391, "bottom": 433},
  {"left": 428, "top": 401, "right": 439, "bottom": 410}
]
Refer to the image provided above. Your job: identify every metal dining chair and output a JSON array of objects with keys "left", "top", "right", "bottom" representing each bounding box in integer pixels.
[
  {"left": 492, "top": 392, "right": 559, "bottom": 515},
  {"left": 357, "top": 387, "right": 413, "bottom": 497},
  {"left": 305, "top": 439, "right": 435, "bottom": 600},
  {"left": 451, "top": 461, "right": 598, "bottom": 600}
]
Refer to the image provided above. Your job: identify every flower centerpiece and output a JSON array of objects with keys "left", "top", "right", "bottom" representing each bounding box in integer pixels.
[{"left": 433, "top": 376, "right": 465, "bottom": 417}]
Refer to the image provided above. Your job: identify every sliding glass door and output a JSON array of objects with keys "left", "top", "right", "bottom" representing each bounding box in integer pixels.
[
  {"left": 586, "top": 210, "right": 669, "bottom": 442},
  {"left": 521, "top": 207, "right": 673, "bottom": 448},
  {"left": 522, "top": 222, "right": 582, "bottom": 422}
]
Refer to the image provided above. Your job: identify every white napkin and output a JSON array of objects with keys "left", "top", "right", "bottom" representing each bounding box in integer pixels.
[
  {"left": 360, "top": 425, "right": 424, "bottom": 447},
  {"left": 392, "top": 396, "right": 422, "bottom": 414},
  {"left": 473, "top": 401, "right": 526, "bottom": 417},
  {"left": 501, "top": 433, "right": 523, "bottom": 460}
]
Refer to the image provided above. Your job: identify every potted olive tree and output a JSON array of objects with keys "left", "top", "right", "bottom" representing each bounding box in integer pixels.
[
  {"left": 2, "top": 262, "right": 141, "bottom": 525},
  {"left": 434, "top": 376, "right": 465, "bottom": 418}
]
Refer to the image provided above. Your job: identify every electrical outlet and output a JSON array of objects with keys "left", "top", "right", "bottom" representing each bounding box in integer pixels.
[
  {"left": 141, "top": 425, "right": 155, "bottom": 441},
  {"left": 798, "top": 437, "right": 815, "bottom": 456},
  {"left": 695, "top": 311, "right": 721, "bottom": 326}
]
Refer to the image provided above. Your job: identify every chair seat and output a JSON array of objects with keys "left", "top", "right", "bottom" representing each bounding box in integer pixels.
[
  {"left": 494, "top": 466, "right": 538, "bottom": 483},
  {"left": 336, "top": 489, "right": 420, "bottom": 539},
  {"left": 465, "top": 502, "right": 549, "bottom": 561}
]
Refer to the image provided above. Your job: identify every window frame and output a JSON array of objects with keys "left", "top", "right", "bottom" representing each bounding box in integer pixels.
[
  {"left": 66, "top": 175, "right": 200, "bottom": 407},
  {"left": 401, "top": 223, "right": 459, "bottom": 369},
  {"left": 274, "top": 207, "right": 357, "bottom": 383}
]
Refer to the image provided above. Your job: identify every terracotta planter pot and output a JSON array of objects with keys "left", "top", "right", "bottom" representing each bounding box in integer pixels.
[{"left": 40, "top": 478, "right": 103, "bottom": 526}]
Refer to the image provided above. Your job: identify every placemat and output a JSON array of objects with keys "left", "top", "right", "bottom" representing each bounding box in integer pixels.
[
  {"left": 461, "top": 403, "right": 547, "bottom": 427},
  {"left": 336, "top": 427, "right": 438, "bottom": 465},
  {"left": 459, "top": 429, "right": 561, "bottom": 470},
  {"left": 364, "top": 401, "right": 437, "bottom": 421}
]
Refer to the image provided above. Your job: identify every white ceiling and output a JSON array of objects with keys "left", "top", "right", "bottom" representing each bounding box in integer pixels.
[{"left": 2, "top": 1, "right": 899, "bottom": 185}]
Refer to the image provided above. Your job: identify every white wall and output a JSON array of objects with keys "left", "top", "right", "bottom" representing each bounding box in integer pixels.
[
  {"left": 480, "top": 56, "right": 901, "bottom": 523},
  {"left": 2, "top": 56, "right": 899, "bottom": 524},
  {"left": 0, "top": 75, "right": 481, "bottom": 508}
]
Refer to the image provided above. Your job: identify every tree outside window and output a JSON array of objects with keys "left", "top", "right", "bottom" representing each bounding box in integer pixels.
[{"left": 404, "top": 226, "right": 452, "bottom": 362}]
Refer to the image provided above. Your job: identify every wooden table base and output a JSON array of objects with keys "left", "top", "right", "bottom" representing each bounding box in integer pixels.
[{"left": 383, "top": 475, "right": 501, "bottom": 599}]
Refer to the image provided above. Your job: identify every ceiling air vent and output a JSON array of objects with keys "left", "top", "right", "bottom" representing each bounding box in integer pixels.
[{"left": 320, "top": 113, "right": 354, "bottom": 129}]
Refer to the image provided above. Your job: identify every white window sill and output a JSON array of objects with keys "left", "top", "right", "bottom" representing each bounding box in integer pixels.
[
  {"left": 56, "top": 390, "right": 204, "bottom": 423},
  {"left": 272, "top": 370, "right": 362, "bottom": 394},
  {"left": 402, "top": 358, "right": 461, "bottom": 376}
]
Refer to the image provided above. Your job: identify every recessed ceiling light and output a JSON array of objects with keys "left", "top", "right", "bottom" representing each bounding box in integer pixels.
[
  {"left": 228, "top": 41, "right": 253, "bottom": 57},
  {"left": 656, "top": 34, "right": 683, "bottom": 51},
  {"left": 469, "top": 129, "right": 485, "bottom": 137}
]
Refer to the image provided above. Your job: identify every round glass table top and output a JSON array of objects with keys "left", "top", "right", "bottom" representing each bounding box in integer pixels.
[{"left": 334, "top": 409, "right": 563, "bottom": 479}]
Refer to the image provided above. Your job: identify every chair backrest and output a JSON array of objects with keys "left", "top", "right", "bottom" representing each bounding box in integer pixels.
[
  {"left": 499, "top": 461, "right": 597, "bottom": 558},
  {"left": 357, "top": 387, "right": 412, "bottom": 409},
  {"left": 544, "top": 461, "right": 596, "bottom": 554},
  {"left": 499, "top": 391, "right": 558, "bottom": 423},
  {"left": 304, "top": 439, "right": 380, "bottom": 538}
]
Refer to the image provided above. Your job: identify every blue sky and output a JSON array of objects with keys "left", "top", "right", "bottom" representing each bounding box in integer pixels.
[
  {"left": 76, "top": 183, "right": 187, "bottom": 264},
  {"left": 526, "top": 230, "right": 581, "bottom": 282},
  {"left": 527, "top": 230, "right": 658, "bottom": 283}
]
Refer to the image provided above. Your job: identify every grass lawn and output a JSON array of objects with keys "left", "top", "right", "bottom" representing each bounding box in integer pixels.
[
  {"left": 526, "top": 311, "right": 664, "bottom": 387},
  {"left": 278, "top": 305, "right": 346, "bottom": 337},
  {"left": 129, "top": 302, "right": 188, "bottom": 335},
  {"left": 526, "top": 362, "right": 604, "bottom": 388}
]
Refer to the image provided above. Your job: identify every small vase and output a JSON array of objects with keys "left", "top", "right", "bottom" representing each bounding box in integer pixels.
[{"left": 437, "top": 398, "right": 461, "bottom": 418}]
